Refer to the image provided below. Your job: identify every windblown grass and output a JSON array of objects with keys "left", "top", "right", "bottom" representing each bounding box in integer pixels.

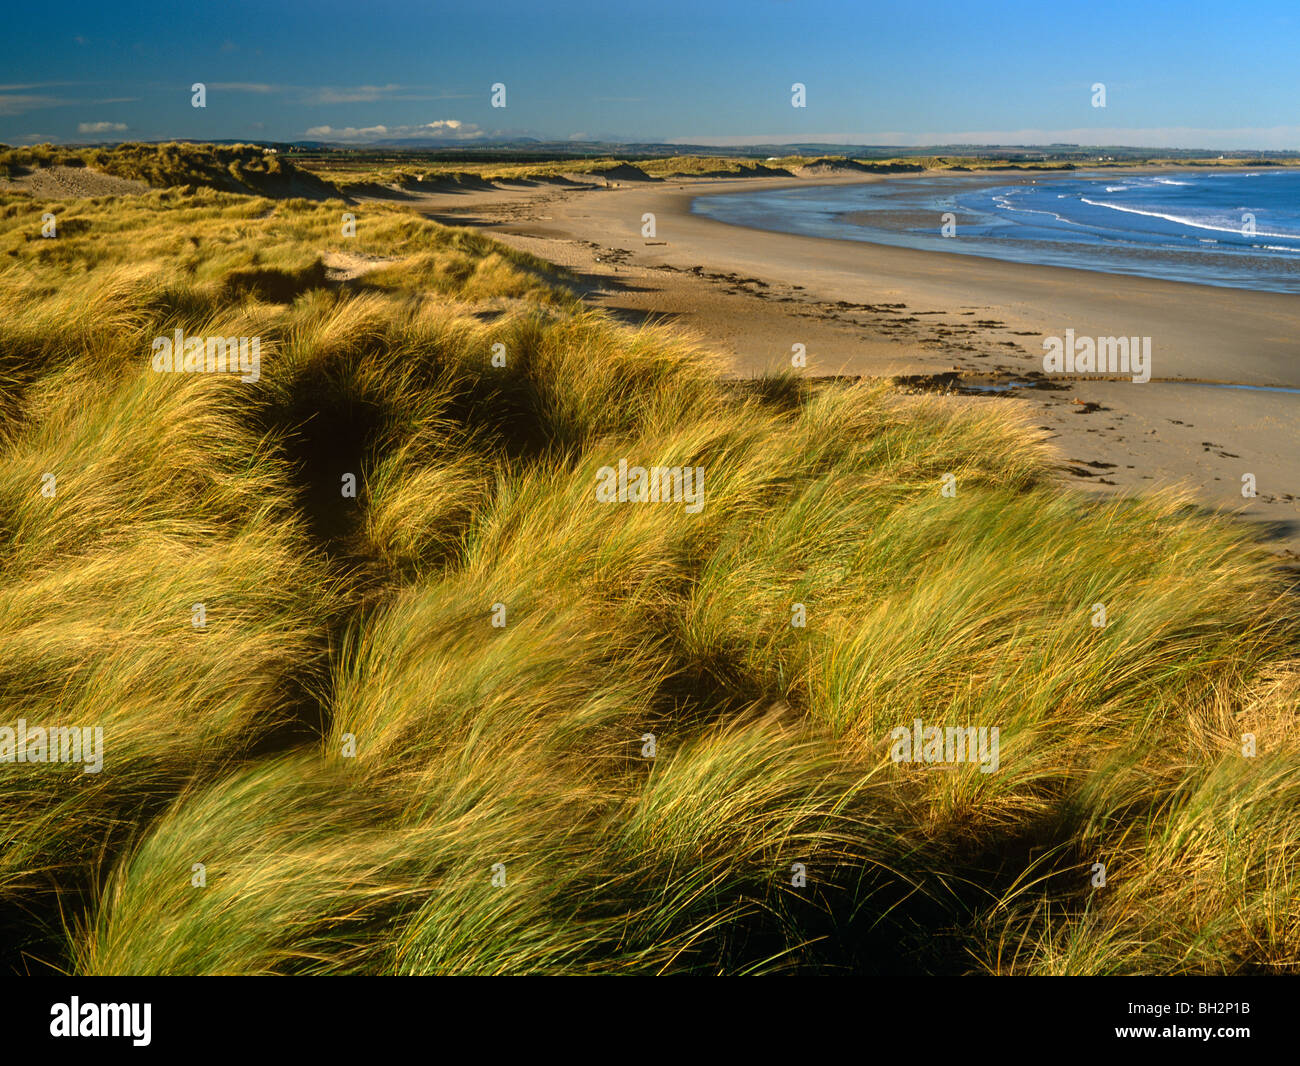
[
  {"left": 0, "top": 142, "right": 340, "bottom": 197},
  {"left": 0, "top": 175, "right": 1295, "bottom": 975}
]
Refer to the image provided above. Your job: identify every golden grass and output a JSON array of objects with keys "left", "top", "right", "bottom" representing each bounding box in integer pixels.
[{"left": 0, "top": 174, "right": 1295, "bottom": 975}]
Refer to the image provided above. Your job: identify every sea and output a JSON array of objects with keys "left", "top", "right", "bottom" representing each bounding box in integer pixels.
[{"left": 691, "top": 169, "right": 1300, "bottom": 294}]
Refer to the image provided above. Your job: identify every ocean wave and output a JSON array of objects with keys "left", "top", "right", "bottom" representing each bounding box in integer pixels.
[
  {"left": 990, "top": 199, "right": 1091, "bottom": 228},
  {"left": 691, "top": 177, "right": 1300, "bottom": 292},
  {"left": 1077, "top": 197, "right": 1300, "bottom": 240}
]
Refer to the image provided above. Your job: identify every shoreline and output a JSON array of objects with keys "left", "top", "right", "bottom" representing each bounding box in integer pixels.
[
  {"left": 688, "top": 166, "right": 1300, "bottom": 298},
  {"left": 368, "top": 168, "right": 1300, "bottom": 552}
]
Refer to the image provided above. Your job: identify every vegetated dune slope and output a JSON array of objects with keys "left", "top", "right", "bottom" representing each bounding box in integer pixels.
[{"left": 0, "top": 172, "right": 1296, "bottom": 975}]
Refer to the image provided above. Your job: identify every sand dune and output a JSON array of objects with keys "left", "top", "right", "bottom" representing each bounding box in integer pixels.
[{"left": 0, "top": 164, "right": 150, "bottom": 198}]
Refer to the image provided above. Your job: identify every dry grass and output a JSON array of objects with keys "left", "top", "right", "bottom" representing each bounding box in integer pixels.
[{"left": 0, "top": 172, "right": 1295, "bottom": 975}]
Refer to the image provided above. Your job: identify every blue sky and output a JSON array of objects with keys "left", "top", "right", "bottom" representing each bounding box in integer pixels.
[{"left": 3, "top": 0, "right": 1298, "bottom": 149}]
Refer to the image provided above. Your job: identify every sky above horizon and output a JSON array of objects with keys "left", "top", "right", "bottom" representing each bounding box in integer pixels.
[{"left": 3, "top": 0, "right": 1298, "bottom": 150}]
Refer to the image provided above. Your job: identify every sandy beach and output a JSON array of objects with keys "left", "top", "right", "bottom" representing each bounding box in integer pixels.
[{"left": 366, "top": 170, "right": 1300, "bottom": 553}]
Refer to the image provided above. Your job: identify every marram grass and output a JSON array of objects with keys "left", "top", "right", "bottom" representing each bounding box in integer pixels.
[{"left": 0, "top": 178, "right": 1295, "bottom": 975}]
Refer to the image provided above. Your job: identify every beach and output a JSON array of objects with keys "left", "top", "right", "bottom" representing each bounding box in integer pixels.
[{"left": 378, "top": 170, "right": 1300, "bottom": 553}]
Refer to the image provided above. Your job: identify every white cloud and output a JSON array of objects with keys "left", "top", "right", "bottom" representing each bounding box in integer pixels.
[
  {"left": 77, "top": 121, "right": 128, "bottom": 134},
  {"left": 303, "top": 84, "right": 457, "bottom": 105},
  {"left": 310, "top": 84, "right": 402, "bottom": 105},
  {"left": 303, "top": 120, "right": 485, "bottom": 143},
  {"left": 200, "top": 83, "right": 454, "bottom": 105},
  {"left": 304, "top": 124, "right": 390, "bottom": 140},
  {"left": 0, "top": 94, "right": 65, "bottom": 116},
  {"left": 209, "top": 83, "right": 279, "bottom": 93}
]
